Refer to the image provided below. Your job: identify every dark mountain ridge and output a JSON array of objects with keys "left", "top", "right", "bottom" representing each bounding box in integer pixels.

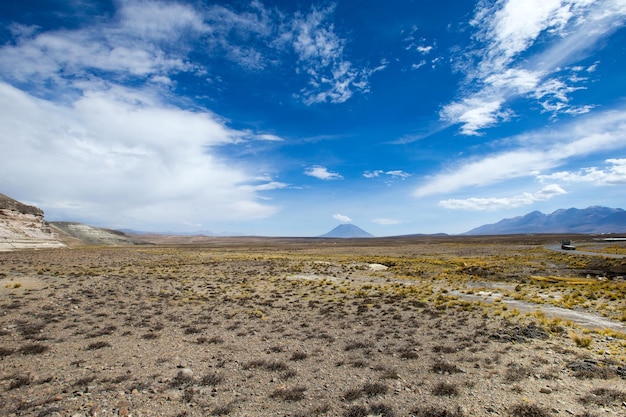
[{"left": 465, "top": 206, "right": 626, "bottom": 235}]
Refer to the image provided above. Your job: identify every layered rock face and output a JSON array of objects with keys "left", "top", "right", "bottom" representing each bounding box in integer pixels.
[{"left": 0, "top": 193, "right": 65, "bottom": 250}]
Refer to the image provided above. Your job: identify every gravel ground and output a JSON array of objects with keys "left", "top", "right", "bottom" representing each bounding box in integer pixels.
[{"left": 1, "top": 240, "right": 625, "bottom": 417}]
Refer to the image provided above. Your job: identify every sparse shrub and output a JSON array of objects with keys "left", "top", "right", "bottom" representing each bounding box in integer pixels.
[
  {"left": 182, "top": 387, "right": 195, "bottom": 403},
  {"left": 267, "top": 345, "right": 283, "bottom": 353},
  {"left": 141, "top": 332, "right": 159, "bottom": 340},
  {"left": 210, "top": 404, "right": 233, "bottom": 415},
  {"left": 432, "top": 345, "right": 457, "bottom": 353},
  {"left": 504, "top": 363, "right": 533, "bottom": 382},
  {"left": 432, "top": 382, "right": 459, "bottom": 397},
  {"left": 282, "top": 369, "right": 298, "bottom": 380},
  {"left": 9, "top": 373, "right": 32, "bottom": 390},
  {"left": 19, "top": 343, "right": 49, "bottom": 355},
  {"left": 200, "top": 372, "right": 223, "bottom": 386},
  {"left": 243, "top": 359, "right": 289, "bottom": 372},
  {"left": 270, "top": 386, "right": 306, "bottom": 402},
  {"left": 432, "top": 361, "right": 462, "bottom": 374},
  {"left": 580, "top": 387, "right": 626, "bottom": 406},
  {"left": 183, "top": 326, "right": 202, "bottom": 335},
  {"left": 399, "top": 347, "right": 420, "bottom": 359},
  {"left": 86, "top": 341, "right": 111, "bottom": 350},
  {"left": 571, "top": 333, "right": 593, "bottom": 348},
  {"left": 343, "top": 405, "right": 368, "bottom": 417},
  {"left": 363, "top": 382, "right": 388, "bottom": 397},
  {"left": 410, "top": 406, "right": 465, "bottom": 417},
  {"left": 342, "top": 388, "right": 363, "bottom": 402},
  {"left": 0, "top": 347, "right": 14, "bottom": 357},
  {"left": 369, "top": 403, "right": 395, "bottom": 417},
  {"left": 290, "top": 351, "right": 308, "bottom": 361},
  {"left": 73, "top": 375, "right": 96, "bottom": 386},
  {"left": 344, "top": 340, "right": 373, "bottom": 351},
  {"left": 197, "top": 335, "right": 224, "bottom": 344},
  {"left": 508, "top": 403, "right": 551, "bottom": 417},
  {"left": 265, "top": 361, "right": 289, "bottom": 371}
]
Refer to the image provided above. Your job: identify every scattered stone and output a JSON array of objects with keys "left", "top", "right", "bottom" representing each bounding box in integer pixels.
[
  {"left": 177, "top": 367, "right": 193, "bottom": 379},
  {"left": 369, "top": 263, "right": 389, "bottom": 271},
  {"left": 540, "top": 387, "right": 553, "bottom": 394}
]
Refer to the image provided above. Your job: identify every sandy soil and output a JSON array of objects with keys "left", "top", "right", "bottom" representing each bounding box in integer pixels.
[{"left": 0, "top": 237, "right": 625, "bottom": 417}]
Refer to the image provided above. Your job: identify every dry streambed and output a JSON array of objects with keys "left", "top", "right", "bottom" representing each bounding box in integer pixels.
[{"left": 0, "top": 242, "right": 625, "bottom": 417}]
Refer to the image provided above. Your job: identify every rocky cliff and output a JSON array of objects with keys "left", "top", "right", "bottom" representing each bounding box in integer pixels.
[{"left": 0, "top": 193, "right": 66, "bottom": 250}]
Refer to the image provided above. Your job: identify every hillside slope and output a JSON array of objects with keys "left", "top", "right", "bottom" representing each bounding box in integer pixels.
[{"left": 466, "top": 206, "right": 626, "bottom": 235}]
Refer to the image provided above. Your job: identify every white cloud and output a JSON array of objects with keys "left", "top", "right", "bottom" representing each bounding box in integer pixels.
[
  {"left": 305, "top": 165, "right": 343, "bottom": 180},
  {"left": 372, "top": 218, "right": 402, "bottom": 225},
  {"left": 439, "top": 184, "right": 567, "bottom": 211},
  {"left": 0, "top": 82, "right": 280, "bottom": 229},
  {"left": 287, "top": 5, "right": 376, "bottom": 104},
  {"left": 416, "top": 107, "right": 626, "bottom": 196},
  {"left": 333, "top": 213, "right": 352, "bottom": 222},
  {"left": 441, "top": 0, "right": 626, "bottom": 135},
  {"left": 537, "top": 158, "right": 626, "bottom": 185},
  {"left": 363, "top": 170, "right": 410, "bottom": 179}
]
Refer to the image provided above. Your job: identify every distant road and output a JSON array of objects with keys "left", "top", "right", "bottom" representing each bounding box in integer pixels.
[{"left": 545, "top": 244, "right": 626, "bottom": 258}]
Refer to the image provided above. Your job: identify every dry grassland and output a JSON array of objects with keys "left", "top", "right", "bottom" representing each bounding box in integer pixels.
[{"left": 0, "top": 235, "right": 625, "bottom": 416}]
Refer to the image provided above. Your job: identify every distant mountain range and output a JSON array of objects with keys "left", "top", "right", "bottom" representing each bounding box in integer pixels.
[
  {"left": 465, "top": 206, "right": 626, "bottom": 235},
  {"left": 319, "top": 224, "right": 374, "bottom": 238}
]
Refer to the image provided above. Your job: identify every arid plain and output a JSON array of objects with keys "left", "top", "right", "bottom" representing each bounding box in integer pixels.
[{"left": 1, "top": 235, "right": 625, "bottom": 417}]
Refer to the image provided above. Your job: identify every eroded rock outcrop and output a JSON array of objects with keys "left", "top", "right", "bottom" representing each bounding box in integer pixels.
[{"left": 0, "top": 193, "right": 65, "bottom": 251}]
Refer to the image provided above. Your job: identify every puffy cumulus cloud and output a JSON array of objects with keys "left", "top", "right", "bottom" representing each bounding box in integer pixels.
[
  {"left": 441, "top": 0, "right": 626, "bottom": 135},
  {"left": 0, "top": 82, "right": 281, "bottom": 230},
  {"left": 305, "top": 165, "right": 344, "bottom": 180},
  {"left": 537, "top": 159, "right": 626, "bottom": 185},
  {"left": 439, "top": 184, "right": 567, "bottom": 211},
  {"left": 416, "top": 107, "right": 626, "bottom": 196},
  {"left": 333, "top": 213, "right": 352, "bottom": 222}
]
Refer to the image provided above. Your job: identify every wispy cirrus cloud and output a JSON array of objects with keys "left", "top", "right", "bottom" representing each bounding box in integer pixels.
[
  {"left": 441, "top": 0, "right": 626, "bottom": 135},
  {"left": 363, "top": 170, "right": 411, "bottom": 179},
  {"left": 439, "top": 184, "right": 567, "bottom": 211},
  {"left": 537, "top": 158, "right": 626, "bottom": 185},
  {"left": 287, "top": 4, "right": 382, "bottom": 104},
  {"left": 415, "top": 107, "right": 626, "bottom": 196},
  {"left": 305, "top": 165, "right": 344, "bottom": 180}
]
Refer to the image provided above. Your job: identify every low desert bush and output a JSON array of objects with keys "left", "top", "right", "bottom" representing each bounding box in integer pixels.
[
  {"left": 343, "top": 406, "right": 368, "bottom": 417},
  {"left": 290, "top": 351, "right": 308, "bottom": 361},
  {"left": 580, "top": 387, "right": 626, "bottom": 406},
  {"left": 86, "top": 341, "right": 111, "bottom": 350},
  {"left": 432, "top": 361, "right": 463, "bottom": 374},
  {"left": 210, "top": 404, "right": 233, "bottom": 415},
  {"left": 19, "top": 343, "right": 50, "bottom": 355},
  {"left": 369, "top": 403, "right": 395, "bottom": 417},
  {"left": 269, "top": 386, "right": 306, "bottom": 402},
  {"left": 200, "top": 372, "right": 223, "bottom": 386},
  {"left": 410, "top": 406, "right": 465, "bottom": 417},
  {"left": 8, "top": 373, "right": 32, "bottom": 390},
  {"left": 362, "top": 382, "right": 388, "bottom": 397},
  {"left": 0, "top": 347, "right": 14, "bottom": 357},
  {"left": 432, "top": 382, "right": 459, "bottom": 397},
  {"left": 571, "top": 333, "right": 593, "bottom": 348}
]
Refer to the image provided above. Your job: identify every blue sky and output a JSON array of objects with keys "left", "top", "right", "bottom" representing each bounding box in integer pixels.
[{"left": 1, "top": 0, "right": 625, "bottom": 236}]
